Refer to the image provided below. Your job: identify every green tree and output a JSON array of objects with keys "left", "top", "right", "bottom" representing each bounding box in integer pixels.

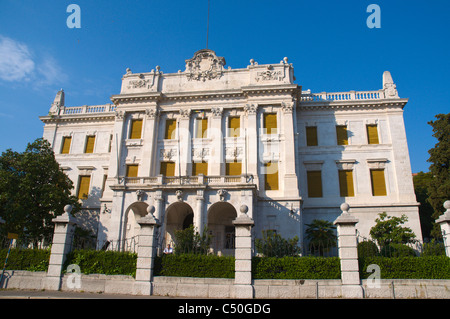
[
  {"left": 173, "top": 225, "right": 211, "bottom": 255},
  {"left": 255, "top": 230, "right": 301, "bottom": 257},
  {"left": 413, "top": 171, "right": 434, "bottom": 239},
  {"left": 369, "top": 212, "right": 416, "bottom": 248},
  {"left": 427, "top": 113, "right": 450, "bottom": 238},
  {"left": 0, "top": 138, "right": 79, "bottom": 245},
  {"left": 305, "top": 219, "right": 337, "bottom": 256}
]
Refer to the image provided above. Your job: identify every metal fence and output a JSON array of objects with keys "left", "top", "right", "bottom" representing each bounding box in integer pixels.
[{"left": 68, "top": 234, "right": 139, "bottom": 253}]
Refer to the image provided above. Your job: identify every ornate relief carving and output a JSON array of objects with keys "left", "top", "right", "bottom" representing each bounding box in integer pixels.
[
  {"left": 179, "top": 108, "right": 191, "bottom": 118},
  {"left": 160, "top": 149, "right": 177, "bottom": 161},
  {"left": 244, "top": 103, "right": 258, "bottom": 116},
  {"left": 225, "top": 147, "right": 243, "bottom": 159},
  {"left": 211, "top": 107, "right": 223, "bottom": 117},
  {"left": 127, "top": 79, "right": 149, "bottom": 89},
  {"left": 115, "top": 110, "right": 124, "bottom": 120},
  {"left": 145, "top": 108, "right": 159, "bottom": 119},
  {"left": 192, "top": 148, "right": 210, "bottom": 160},
  {"left": 185, "top": 49, "right": 226, "bottom": 81},
  {"left": 255, "top": 65, "right": 284, "bottom": 82},
  {"left": 281, "top": 101, "right": 294, "bottom": 114}
]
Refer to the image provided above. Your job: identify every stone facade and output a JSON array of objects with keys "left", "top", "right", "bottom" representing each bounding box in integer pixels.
[{"left": 40, "top": 49, "right": 422, "bottom": 251}]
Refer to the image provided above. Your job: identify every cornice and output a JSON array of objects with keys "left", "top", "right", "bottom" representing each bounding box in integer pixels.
[
  {"left": 298, "top": 98, "right": 408, "bottom": 111},
  {"left": 40, "top": 113, "right": 115, "bottom": 124}
]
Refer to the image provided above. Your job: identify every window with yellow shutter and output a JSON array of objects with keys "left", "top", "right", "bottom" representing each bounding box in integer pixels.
[
  {"left": 160, "top": 162, "right": 176, "bottom": 177},
  {"left": 164, "top": 119, "right": 177, "bottom": 139},
  {"left": 192, "top": 161, "right": 208, "bottom": 176},
  {"left": 226, "top": 161, "right": 242, "bottom": 176},
  {"left": 264, "top": 162, "right": 279, "bottom": 190},
  {"left": 228, "top": 117, "right": 240, "bottom": 137},
  {"left": 126, "top": 164, "right": 139, "bottom": 178},
  {"left": 196, "top": 118, "right": 208, "bottom": 138},
  {"left": 84, "top": 136, "right": 96, "bottom": 153},
  {"left": 338, "top": 170, "right": 355, "bottom": 197},
  {"left": 336, "top": 126, "right": 348, "bottom": 145},
  {"left": 264, "top": 113, "right": 277, "bottom": 135},
  {"left": 366, "top": 124, "right": 379, "bottom": 144},
  {"left": 307, "top": 171, "right": 323, "bottom": 197},
  {"left": 130, "top": 119, "right": 143, "bottom": 139},
  {"left": 370, "top": 169, "right": 387, "bottom": 196},
  {"left": 77, "top": 176, "right": 91, "bottom": 200},
  {"left": 306, "top": 126, "right": 318, "bottom": 146},
  {"left": 61, "top": 136, "right": 72, "bottom": 154}
]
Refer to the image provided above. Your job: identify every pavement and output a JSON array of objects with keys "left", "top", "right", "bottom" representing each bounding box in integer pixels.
[{"left": 0, "top": 289, "right": 173, "bottom": 299}]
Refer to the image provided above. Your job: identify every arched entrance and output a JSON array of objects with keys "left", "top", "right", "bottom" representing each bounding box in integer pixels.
[
  {"left": 164, "top": 202, "right": 194, "bottom": 248},
  {"left": 207, "top": 202, "right": 238, "bottom": 256},
  {"left": 123, "top": 201, "right": 149, "bottom": 251}
]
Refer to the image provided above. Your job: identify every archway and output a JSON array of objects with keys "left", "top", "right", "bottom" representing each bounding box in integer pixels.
[
  {"left": 164, "top": 201, "right": 194, "bottom": 248},
  {"left": 123, "top": 201, "right": 149, "bottom": 251},
  {"left": 207, "top": 202, "right": 238, "bottom": 255}
]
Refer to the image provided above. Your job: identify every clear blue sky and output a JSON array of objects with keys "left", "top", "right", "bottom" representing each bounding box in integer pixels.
[{"left": 0, "top": 0, "right": 448, "bottom": 173}]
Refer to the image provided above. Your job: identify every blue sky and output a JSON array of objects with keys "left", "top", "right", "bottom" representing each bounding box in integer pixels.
[{"left": 0, "top": 0, "right": 448, "bottom": 173}]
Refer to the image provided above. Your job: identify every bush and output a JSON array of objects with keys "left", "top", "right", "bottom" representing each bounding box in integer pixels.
[
  {"left": 422, "top": 240, "right": 446, "bottom": 256},
  {"left": 255, "top": 230, "right": 301, "bottom": 257},
  {"left": 173, "top": 225, "right": 211, "bottom": 255},
  {"left": 154, "top": 254, "right": 234, "bottom": 278},
  {"left": 357, "top": 241, "right": 379, "bottom": 258},
  {"left": 380, "top": 243, "right": 416, "bottom": 257},
  {"left": 252, "top": 256, "right": 341, "bottom": 279},
  {"left": 359, "top": 256, "right": 450, "bottom": 279},
  {"left": 64, "top": 250, "right": 137, "bottom": 277},
  {"left": 0, "top": 248, "right": 50, "bottom": 271}
]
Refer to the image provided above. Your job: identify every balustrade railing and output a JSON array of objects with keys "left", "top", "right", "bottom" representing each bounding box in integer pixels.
[
  {"left": 122, "top": 174, "right": 254, "bottom": 187},
  {"left": 300, "top": 90, "right": 384, "bottom": 102},
  {"left": 62, "top": 104, "right": 116, "bottom": 115}
]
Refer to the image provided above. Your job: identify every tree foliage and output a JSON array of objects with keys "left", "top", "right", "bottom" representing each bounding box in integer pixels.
[
  {"left": 427, "top": 113, "right": 450, "bottom": 238},
  {"left": 0, "top": 138, "right": 79, "bottom": 244},
  {"left": 413, "top": 171, "right": 434, "bottom": 239},
  {"left": 173, "top": 225, "right": 211, "bottom": 255},
  {"left": 369, "top": 212, "right": 416, "bottom": 248},
  {"left": 255, "top": 230, "right": 301, "bottom": 257},
  {"left": 304, "top": 219, "right": 337, "bottom": 256}
]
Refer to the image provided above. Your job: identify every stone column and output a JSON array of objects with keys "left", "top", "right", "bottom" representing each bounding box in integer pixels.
[
  {"left": 45, "top": 205, "right": 77, "bottom": 291},
  {"left": 209, "top": 108, "right": 223, "bottom": 175},
  {"left": 232, "top": 205, "right": 255, "bottom": 299},
  {"left": 134, "top": 206, "right": 160, "bottom": 296},
  {"left": 436, "top": 200, "right": 450, "bottom": 257},
  {"left": 194, "top": 190, "right": 205, "bottom": 235},
  {"left": 281, "top": 102, "right": 300, "bottom": 197},
  {"left": 140, "top": 107, "right": 159, "bottom": 176},
  {"left": 333, "top": 203, "right": 363, "bottom": 298}
]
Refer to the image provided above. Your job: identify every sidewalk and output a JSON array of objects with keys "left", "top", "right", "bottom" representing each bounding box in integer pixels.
[{"left": 0, "top": 289, "right": 172, "bottom": 299}]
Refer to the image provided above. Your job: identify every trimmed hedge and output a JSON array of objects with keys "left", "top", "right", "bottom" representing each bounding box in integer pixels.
[
  {"left": 359, "top": 256, "right": 450, "bottom": 279},
  {"left": 154, "top": 254, "right": 235, "bottom": 278},
  {"left": 64, "top": 250, "right": 137, "bottom": 277},
  {"left": 252, "top": 256, "right": 341, "bottom": 279},
  {"left": 0, "top": 248, "right": 50, "bottom": 272}
]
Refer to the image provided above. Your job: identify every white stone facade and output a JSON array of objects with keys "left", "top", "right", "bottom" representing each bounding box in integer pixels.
[{"left": 40, "top": 49, "right": 422, "bottom": 253}]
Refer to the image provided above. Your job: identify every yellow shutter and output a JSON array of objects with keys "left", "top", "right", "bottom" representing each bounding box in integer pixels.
[
  {"left": 336, "top": 126, "right": 348, "bottom": 145},
  {"left": 339, "top": 170, "right": 355, "bottom": 197},
  {"left": 306, "top": 126, "right": 318, "bottom": 146},
  {"left": 367, "top": 125, "right": 379, "bottom": 144},
  {"left": 370, "top": 169, "right": 387, "bottom": 196},
  {"left": 126, "top": 164, "right": 139, "bottom": 178},
  {"left": 130, "top": 119, "right": 143, "bottom": 139},
  {"left": 196, "top": 118, "right": 208, "bottom": 138},
  {"left": 77, "top": 176, "right": 91, "bottom": 200},
  {"left": 192, "top": 161, "right": 208, "bottom": 176},
  {"left": 226, "top": 161, "right": 242, "bottom": 176},
  {"left": 160, "top": 162, "right": 175, "bottom": 177},
  {"left": 307, "top": 171, "right": 323, "bottom": 197},
  {"left": 264, "top": 162, "right": 279, "bottom": 190},
  {"left": 164, "top": 119, "right": 177, "bottom": 139},
  {"left": 264, "top": 113, "right": 277, "bottom": 135},
  {"left": 84, "top": 136, "right": 95, "bottom": 153},
  {"left": 228, "top": 117, "right": 240, "bottom": 137},
  {"left": 61, "top": 136, "right": 72, "bottom": 154}
]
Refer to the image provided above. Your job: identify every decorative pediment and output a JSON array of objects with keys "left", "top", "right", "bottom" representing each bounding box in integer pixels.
[{"left": 185, "top": 49, "right": 226, "bottom": 81}]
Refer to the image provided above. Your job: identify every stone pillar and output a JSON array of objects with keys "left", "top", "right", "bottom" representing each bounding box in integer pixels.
[
  {"left": 232, "top": 205, "right": 254, "bottom": 299},
  {"left": 333, "top": 203, "right": 363, "bottom": 298},
  {"left": 140, "top": 107, "right": 159, "bottom": 176},
  {"left": 134, "top": 206, "right": 160, "bottom": 295},
  {"left": 194, "top": 190, "right": 205, "bottom": 235},
  {"left": 436, "top": 200, "right": 450, "bottom": 257},
  {"left": 45, "top": 205, "right": 77, "bottom": 291}
]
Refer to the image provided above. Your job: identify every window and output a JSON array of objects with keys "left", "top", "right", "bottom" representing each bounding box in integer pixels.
[
  {"left": 370, "top": 169, "right": 387, "bottom": 196},
  {"left": 366, "top": 124, "right": 379, "bottom": 144},
  {"left": 196, "top": 118, "right": 208, "bottom": 138},
  {"left": 192, "top": 161, "right": 208, "bottom": 176},
  {"left": 77, "top": 176, "right": 91, "bottom": 200},
  {"left": 130, "top": 119, "right": 143, "bottom": 139},
  {"left": 264, "top": 162, "right": 279, "bottom": 191},
  {"left": 84, "top": 136, "right": 96, "bottom": 153},
  {"left": 226, "top": 161, "right": 242, "bottom": 176},
  {"left": 307, "top": 171, "right": 323, "bottom": 197},
  {"left": 108, "top": 134, "right": 113, "bottom": 153},
  {"left": 263, "top": 113, "right": 277, "bottom": 135},
  {"left": 61, "top": 136, "right": 72, "bottom": 154},
  {"left": 164, "top": 119, "right": 177, "bottom": 139},
  {"left": 160, "top": 161, "right": 175, "bottom": 177},
  {"left": 338, "top": 170, "right": 355, "bottom": 197},
  {"left": 228, "top": 117, "right": 240, "bottom": 137},
  {"left": 306, "top": 126, "right": 318, "bottom": 146},
  {"left": 336, "top": 125, "right": 348, "bottom": 145},
  {"left": 126, "top": 164, "right": 139, "bottom": 178},
  {"left": 101, "top": 174, "right": 107, "bottom": 197}
]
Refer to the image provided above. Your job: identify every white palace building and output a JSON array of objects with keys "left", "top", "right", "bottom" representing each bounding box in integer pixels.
[{"left": 40, "top": 49, "right": 422, "bottom": 254}]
